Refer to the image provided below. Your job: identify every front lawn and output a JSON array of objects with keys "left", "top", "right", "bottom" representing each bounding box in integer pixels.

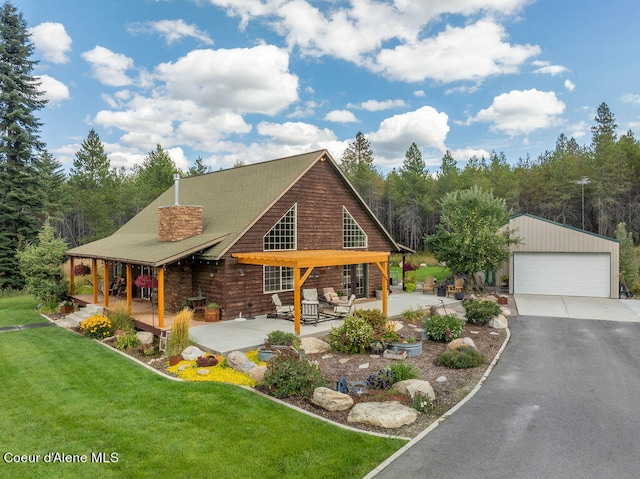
[
  {"left": 0, "top": 297, "right": 404, "bottom": 479},
  {"left": 0, "top": 294, "right": 44, "bottom": 327}
]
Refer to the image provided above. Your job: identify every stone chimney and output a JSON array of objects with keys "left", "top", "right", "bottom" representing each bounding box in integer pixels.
[{"left": 158, "top": 174, "right": 203, "bottom": 242}]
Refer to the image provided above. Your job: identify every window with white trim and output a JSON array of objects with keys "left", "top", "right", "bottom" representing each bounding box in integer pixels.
[
  {"left": 343, "top": 207, "right": 367, "bottom": 248},
  {"left": 264, "top": 204, "right": 296, "bottom": 251},
  {"left": 264, "top": 265, "right": 294, "bottom": 293}
]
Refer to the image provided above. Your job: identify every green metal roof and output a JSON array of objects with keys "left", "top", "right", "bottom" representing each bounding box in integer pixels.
[{"left": 67, "top": 150, "right": 326, "bottom": 266}]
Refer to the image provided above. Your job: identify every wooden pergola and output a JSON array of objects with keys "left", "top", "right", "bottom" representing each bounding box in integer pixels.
[{"left": 232, "top": 249, "right": 390, "bottom": 335}]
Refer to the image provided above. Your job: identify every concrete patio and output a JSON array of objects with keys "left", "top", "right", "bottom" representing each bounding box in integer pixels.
[{"left": 189, "top": 288, "right": 459, "bottom": 355}]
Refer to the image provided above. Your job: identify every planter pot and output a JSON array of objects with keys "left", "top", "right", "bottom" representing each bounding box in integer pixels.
[
  {"left": 375, "top": 290, "right": 383, "bottom": 300},
  {"left": 257, "top": 347, "right": 273, "bottom": 362},
  {"left": 497, "top": 296, "right": 508, "bottom": 305},
  {"left": 60, "top": 305, "right": 74, "bottom": 315},
  {"left": 454, "top": 291, "right": 465, "bottom": 300},
  {"left": 204, "top": 309, "right": 220, "bottom": 322},
  {"left": 389, "top": 341, "right": 423, "bottom": 357},
  {"left": 169, "top": 355, "right": 184, "bottom": 366}
]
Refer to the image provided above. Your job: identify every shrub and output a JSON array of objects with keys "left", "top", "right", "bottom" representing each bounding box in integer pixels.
[
  {"left": 411, "top": 392, "right": 433, "bottom": 413},
  {"left": 401, "top": 307, "right": 428, "bottom": 325},
  {"left": 351, "top": 308, "right": 387, "bottom": 333},
  {"left": 329, "top": 315, "right": 374, "bottom": 354},
  {"left": 79, "top": 314, "right": 113, "bottom": 339},
  {"left": 437, "top": 346, "right": 485, "bottom": 369},
  {"left": 115, "top": 332, "right": 141, "bottom": 350},
  {"left": 265, "top": 330, "right": 301, "bottom": 350},
  {"left": 167, "top": 308, "right": 192, "bottom": 357},
  {"left": 366, "top": 368, "right": 396, "bottom": 390},
  {"left": 107, "top": 300, "right": 135, "bottom": 332},
  {"left": 423, "top": 313, "right": 464, "bottom": 342},
  {"left": 464, "top": 300, "right": 501, "bottom": 325},
  {"left": 388, "top": 361, "right": 419, "bottom": 381},
  {"left": 262, "top": 350, "right": 326, "bottom": 398}
]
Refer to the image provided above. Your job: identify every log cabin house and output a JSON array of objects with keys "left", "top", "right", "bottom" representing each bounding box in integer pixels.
[{"left": 66, "top": 150, "right": 402, "bottom": 334}]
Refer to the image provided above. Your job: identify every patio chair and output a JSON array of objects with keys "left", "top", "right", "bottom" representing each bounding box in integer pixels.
[
  {"left": 301, "top": 300, "right": 320, "bottom": 325},
  {"left": 422, "top": 276, "right": 436, "bottom": 295},
  {"left": 303, "top": 288, "right": 319, "bottom": 302},
  {"left": 333, "top": 294, "right": 356, "bottom": 318},
  {"left": 446, "top": 278, "right": 464, "bottom": 297},
  {"left": 271, "top": 294, "right": 294, "bottom": 319},
  {"left": 323, "top": 287, "right": 340, "bottom": 304}
]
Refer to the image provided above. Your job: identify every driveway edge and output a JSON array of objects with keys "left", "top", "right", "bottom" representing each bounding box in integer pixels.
[{"left": 363, "top": 325, "right": 512, "bottom": 478}]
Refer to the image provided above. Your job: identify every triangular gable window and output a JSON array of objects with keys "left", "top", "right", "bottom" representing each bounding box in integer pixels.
[
  {"left": 264, "top": 204, "right": 297, "bottom": 251},
  {"left": 343, "top": 207, "right": 367, "bottom": 248}
]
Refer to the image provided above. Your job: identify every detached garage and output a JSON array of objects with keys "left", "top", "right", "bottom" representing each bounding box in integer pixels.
[{"left": 507, "top": 214, "right": 619, "bottom": 299}]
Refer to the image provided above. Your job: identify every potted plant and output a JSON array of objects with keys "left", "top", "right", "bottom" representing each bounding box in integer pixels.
[
  {"left": 336, "top": 289, "right": 347, "bottom": 302},
  {"left": 258, "top": 330, "right": 302, "bottom": 361},
  {"left": 375, "top": 285, "right": 383, "bottom": 299},
  {"left": 60, "top": 300, "right": 74, "bottom": 315},
  {"left": 500, "top": 275, "right": 509, "bottom": 287},
  {"left": 204, "top": 302, "right": 220, "bottom": 322}
]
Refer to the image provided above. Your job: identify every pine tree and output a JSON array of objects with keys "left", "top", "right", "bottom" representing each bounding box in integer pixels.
[
  {"left": 0, "top": 1, "right": 47, "bottom": 288},
  {"left": 133, "top": 143, "right": 178, "bottom": 208}
]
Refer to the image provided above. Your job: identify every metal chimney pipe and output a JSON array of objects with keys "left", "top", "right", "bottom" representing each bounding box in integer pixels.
[{"left": 174, "top": 173, "right": 180, "bottom": 205}]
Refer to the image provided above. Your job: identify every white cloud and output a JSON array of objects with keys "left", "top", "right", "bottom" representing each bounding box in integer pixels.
[
  {"left": 621, "top": 93, "right": 640, "bottom": 105},
  {"left": 324, "top": 110, "right": 358, "bottom": 122},
  {"left": 37, "top": 75, "right": 70, "bottom": 105},
  {"left": 127, "top": 19, "right": 213, "bottom": 45},
  {"left": 564, "top": 79, "right": 575, "bottom": 92},
  {"left": 257, "top": 121, "right": 337, "bottom": 144},
  {"left": 532, "top": 60, "right": 568, "bottom": 75},
  {"left": 451, "top": 147, "right": 492, "bottom": 163},
  {"left": 470, "top": 89, "right": 566, "bottom": 136},
  {"left": 348, "top": 99, "right": 407, "bottom": 111},
  {"left": 92, "top": 45, "right": 299, "bottom": 153},
  {"left": 414, "top": 90, "right": 425, "bottom": 97},
  {"left": 155, "top": 46, "right": 298, "bottom": 115},
  {"left": 29, "top": 22, "right": 72, "bottom": 64},
  {"left": 368, "top": 106, "right": 450, "bottom": 164},
  {"left": 373, "top": 20, "right": 540, "bottom": 83},
  {"left": 82, "top": 46, "right": 135, "bottom": 87}
]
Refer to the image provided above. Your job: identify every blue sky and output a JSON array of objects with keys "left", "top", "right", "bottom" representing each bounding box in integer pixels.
[{"left": 18, "top": 0, "right": 640, "bottom": 174}]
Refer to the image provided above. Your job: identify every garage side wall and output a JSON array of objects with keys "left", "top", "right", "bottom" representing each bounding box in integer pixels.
[{"left": 507, "top": 215, "right": 619, "bottom": 299}]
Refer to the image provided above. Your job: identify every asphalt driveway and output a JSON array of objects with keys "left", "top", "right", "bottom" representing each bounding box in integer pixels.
[{"left": 367, "top": 315, "right": 640, "bottom": 479}]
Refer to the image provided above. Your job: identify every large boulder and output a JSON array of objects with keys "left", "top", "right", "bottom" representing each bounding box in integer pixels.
[
  {"left": 136, "top": 331, "right": 154, "bottom": 345},
  {"left": 248, "top": 365, "right": 268, "bottom": 383},
  {"left": 394, "top": 379, "right": 436, "bottom": 402},
  {"left": 347, "top": 401, "right": 418, "bottom": 428},
  {"left": 181, "top": 345, "right": 206, "bottom": 360},
  {"left": 488, "top": 314, "right": 508, "bottom": 329},
  {"left": 311, "top": 387, "right": 354, "bottom": 411},
  {"left": 500, "top": 307, "right": 512, "bottom": 317},
  {"left": 447, "top": 337, "right": 477, "bottom": 351},
  {"left": 301, "top": 337, "right": 331, "bottom": 354},
  {"left": 226, "top": 350, "right": 256, "bottom": 374}
]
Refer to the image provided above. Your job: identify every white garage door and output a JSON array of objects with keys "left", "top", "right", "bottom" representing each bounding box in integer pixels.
[{"left": 513, "top": 252, "right": 611, "bottom": 297}]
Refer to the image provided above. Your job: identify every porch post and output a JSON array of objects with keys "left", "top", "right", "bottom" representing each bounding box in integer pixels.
[
  {"left": 158, "top": 267, "right": 165, "bottom": 328},
  {"left": 375, "top": 260, "right": 389, "bottom": 317},
  {"left": 69, "top": 258, "right": 75, "bottom": 295},
  {"left": 92, "top": 258, "right": 98, "bottom": 304},
  {"left": 293, "top": 267, "right": 301, "bottom": 335},
  {"left": 103, "top": 262, "right": 109, "bottom": 308},
  {"left": 126, "top": 264, "right": 133, "bottom": 314}
]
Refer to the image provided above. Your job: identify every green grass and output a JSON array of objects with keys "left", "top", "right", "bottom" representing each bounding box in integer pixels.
[
  {"left": 0, "top": 296, "right": 405, "bottom": 479},
  {"left": 0, "top": 295, "right": 45, "bottom": 327},
  {"left": 391, "top": 264, "right": 450, "bottom": 283}
]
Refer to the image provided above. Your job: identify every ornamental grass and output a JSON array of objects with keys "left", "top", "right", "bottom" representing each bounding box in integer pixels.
[{"left": 168, "top": 308, "right": 192, "bottom": 356}]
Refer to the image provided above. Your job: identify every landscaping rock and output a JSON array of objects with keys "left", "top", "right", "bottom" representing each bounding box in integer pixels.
[
  {"left": 488, "top": 314, "right": 508, "bottom": 329},
  {"left": 347, "top": 401, "right": 418, "bottom": 428},
  {"left": 394, "top": 379, "right": 436, "bottom": 401},
  {"left": 182, "top": 345, "right": 206, "bottom": 360},
  {"left": 136, "top": 331, "right": 154, "bottom": 345},
  {"left": 435, "top": 376, "right": 447, "bottom": 383},
  {"left": 300, "top": 337, "right": 331, "bottom": 354},
  {"left": 311, "top": 387, "right": 354, "bottom": 411},
  {"left": 248, "top": 365, "right": 267, "bottom": 383},
  {"left": 500, "top": 307, "right": 512, "bottom": 317},
  {"left": 197, "top": 369, "right": 209, "bottom": 375},
  {"left": 226, "top": 350, "right": 256, "bottom": 374},
  {"left": 447, "top": 337, "right": 477, "bottom": 351},
  {"left": 55, "top": 318, "right": 78, "bottom": 329}
]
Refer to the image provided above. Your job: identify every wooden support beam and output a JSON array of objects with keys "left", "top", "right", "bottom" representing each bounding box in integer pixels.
[
  {"left": 92, "top": 258, "right": 98, "bottom": 304},
  {"left": 126, "top": 264, "right": 133, "bottom": 314},
  {"left": 158, "top": 267, "right": 165, "bottom": 328},
  {"left": 69, "top": 258, "right": 75, "bottom": 295},
  {"left": 103, "top": 262, "right": 109, "bottom": 308},
  {"left": 293, "top": 267, "right": 301, "bottom": 335}
]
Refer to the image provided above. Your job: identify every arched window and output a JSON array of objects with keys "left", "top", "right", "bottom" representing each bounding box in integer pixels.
[{"left": 343, "top": 207, "right": 367, "bottom": 248}]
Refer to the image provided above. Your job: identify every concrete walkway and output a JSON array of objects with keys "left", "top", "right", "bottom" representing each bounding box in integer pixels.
[
  {"left": 514, "top": 294, "right": 640, "bottom": 322},
  {"left": 189, "top": 290, "right": 459, "bottom": 354}
]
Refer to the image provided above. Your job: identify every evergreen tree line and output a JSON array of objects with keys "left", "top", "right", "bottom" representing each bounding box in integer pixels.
[{"left": 340, "top": 102, "right": 640, "bottom": 252}]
